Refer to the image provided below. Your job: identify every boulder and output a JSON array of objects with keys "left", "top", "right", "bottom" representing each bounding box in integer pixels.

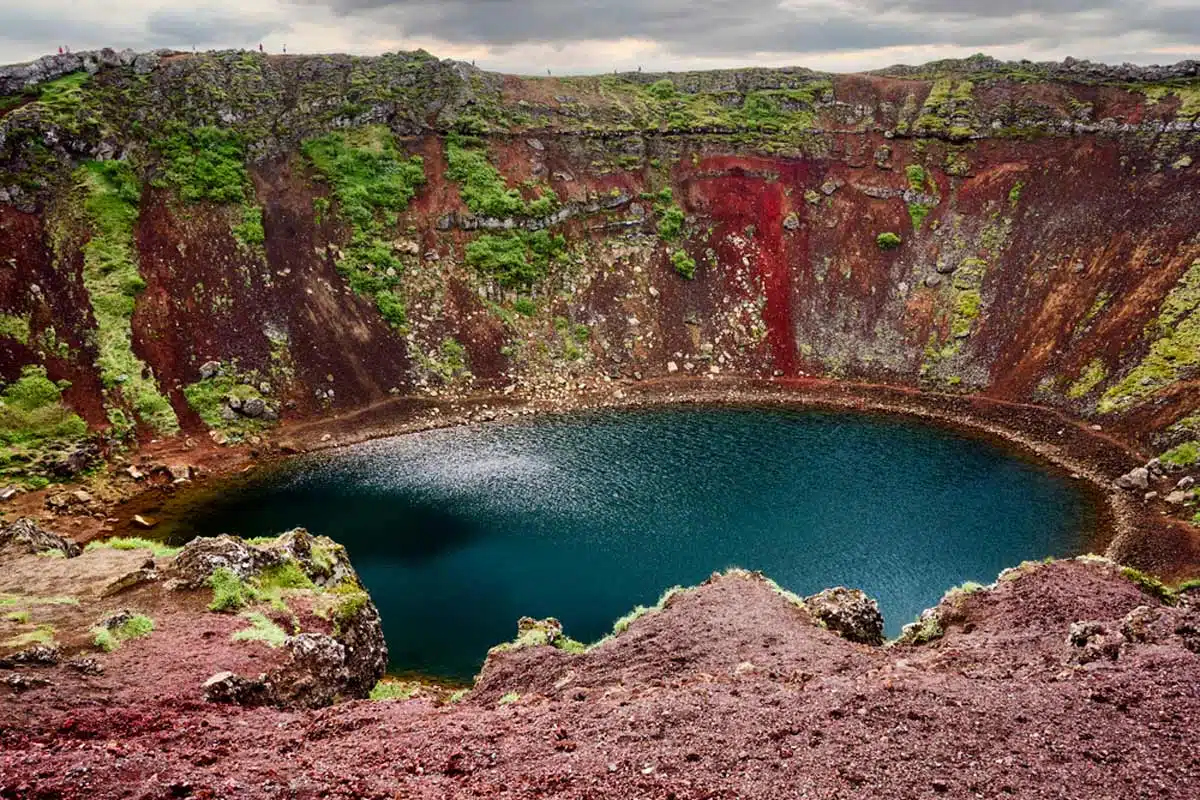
[
  {"left": 198, "top": 360, "right": 221, "bottom": 380},
  {"left": 203, "top": 671, "right": 271, "bottom": 705},
  {"left": 0, "top": 518, "right": 80, "bottom": 559},
  {"left": 1114, "top": 467, "right": 1150, "bottom": 491},
  {"left": 241, "top": 397, "right": 266, "bottom": 418},
  {"left": 0, "top": 644, "right": 60, "bottom": 669},
  {"left": 1065, "top": 620, "right": 1122, "bottom": 664},
  {"left": 270, "top": 634, "right": 351, "bottom": 709},
  {"left": 167, "top": 534, "right": 281, "bottom": 589},
  {"left": 803, "top": 587, "right": 885, "bottom": 645}
]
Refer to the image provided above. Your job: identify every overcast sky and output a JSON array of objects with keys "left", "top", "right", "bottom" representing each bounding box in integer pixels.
[{"left": 1, "top": 1, "right": 1196, "bottom": 74}]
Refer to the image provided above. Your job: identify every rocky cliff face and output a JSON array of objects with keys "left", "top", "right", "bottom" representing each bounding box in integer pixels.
[{"left": 0, "top": 49, "right": 1197, "bottom": 487}]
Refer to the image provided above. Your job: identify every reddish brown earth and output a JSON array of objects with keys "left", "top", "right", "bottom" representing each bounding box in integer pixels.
[{"left": 2, "top": 560, "right": 1198, "bottom": 799}]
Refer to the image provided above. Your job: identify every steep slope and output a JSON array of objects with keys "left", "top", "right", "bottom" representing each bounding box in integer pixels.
[{"left": 0, "top": 49, "right": 1197, "bottom": 486}]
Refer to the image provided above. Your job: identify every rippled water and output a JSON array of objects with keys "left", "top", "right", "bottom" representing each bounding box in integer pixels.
[{"left": 164, "top": 406, "right": 1095, "bottom": 682}]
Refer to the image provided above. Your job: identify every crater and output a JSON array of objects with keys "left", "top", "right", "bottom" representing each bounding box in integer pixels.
[{"left": 157, "top": 406, "right": 1098, "bottom": 682}]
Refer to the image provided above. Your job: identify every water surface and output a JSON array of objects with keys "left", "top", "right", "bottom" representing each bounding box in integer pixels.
[{"left": 164, "top": 406, "right": 1094, "bottom": 682}]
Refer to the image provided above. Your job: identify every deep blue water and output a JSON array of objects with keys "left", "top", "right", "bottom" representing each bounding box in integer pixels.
[{"left": 165, "top": 406, "right": 1094, "bottom": 682}]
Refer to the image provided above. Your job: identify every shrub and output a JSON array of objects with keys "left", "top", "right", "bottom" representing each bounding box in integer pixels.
[
  {"left": 512, "top": 297, "right": 537, "bottom": 316},
  {"left": 656, "top": 204, "right": 685, "bottom": 242},
  {"left": 465, "top": 231, "right": 565, "bottom": 290},
  {"left": 445, "top": 133, "right": 555, "bottom": 218},
  {"left": 877, "top": 232, "right": 902, "bottom": 250},
  {"left": 154, "top": 125, "right": 249, "bottom": 204},
  {"left": 646, "top": 79, "right": 677, "bottom": 100},
  {"left": 671, "top": 249, "right": 697, "bottom": 279}
]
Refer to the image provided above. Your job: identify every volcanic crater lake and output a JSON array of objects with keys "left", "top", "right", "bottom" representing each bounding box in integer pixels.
[{"left": 166, "top": 406, "right": 1096, "bottom": 682}]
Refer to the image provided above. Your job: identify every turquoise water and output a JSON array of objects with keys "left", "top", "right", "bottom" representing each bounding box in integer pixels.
[{"left": 167, "top": 406, "right": 1094, "bottom": 682}]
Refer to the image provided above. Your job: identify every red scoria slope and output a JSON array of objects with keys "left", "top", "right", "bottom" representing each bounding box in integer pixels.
[{"left": 2, "top": 561, "right": 1198, "bottom": 799}]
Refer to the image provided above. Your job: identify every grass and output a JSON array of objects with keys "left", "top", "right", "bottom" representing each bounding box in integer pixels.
[
  {"left": 77, "top": 160, "right": 178, "bottom": 437},
  {"left": 153, "top": 125, "right": 249, "bottom": 204},
  {"left": 1120, "top": 566, "right": 1178, "bottom": 605},
  {"left": 302, "top": 126, "right": 426, "bottom": 330},
  {"left": 0, "top": 365, "right": 87, "bottom": 449},
  {"left": 369, "top": 680, "right": 421, "bottom": 701},
  {"left": 3, "top": 624, "right": 56, "bottom": 648},
  {"left": 498, "top": 691, "right": 520, "bottom": 705},
  {"left": 231, "top": 612, "right": 288, "bottom": 648},
  {"left": 0, "top": 593, "right": 78, "bottom": 607},
  {"left": 4, "top": 611, "right": 30, "bottom": 624},
  {"left": 877, "top": 232, "right": 902, "bottom": 250},
  {"left": 445, "top": 133, "right": 557, "bottom": 218},
  {"left": 653, "top": 188, "right": 684, "bottom": 242},
  {"left": 465, "top": 231, "right": 566, "bottom": 290},
  {"left": 92, "top": 613, "right": 154, "bottom": 652},
  {"left": 84, "top": 536, "right": 180, "bottom": 558},
  {"left": 208, "top": 567, "right": 256, "bottom": 612},
  {"left": 181, "top": 374, "right": 270, "bottom": 440},
  {"left": 1160, "top": 440, "right": 1199, "bottom": 467}
]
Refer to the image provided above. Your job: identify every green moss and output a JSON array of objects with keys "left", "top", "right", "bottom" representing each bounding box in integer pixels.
[
  {"left": 1008, "top": 181, "right": 1024, "bottom": 206},
  {"left": 76, "top": 160, "right": 178, "bottom": 436},
  {"left": 877, "top": 232, "right": 902, "bottom": 250},
  {"left": 907, "top": 202, "right": 932, "bottom": 231},
  {"left": 1161, "top": 440, "right": 1200, "bottom": 467},
  {"left": 898, "top": 614, "right": 943, "bottom": 645},
  {"left": 0, "top": 313, "right": 31, "bottom": 345},
  {"left": 84, "top": 536, "right": 180, "bottom": 558},
  {"left": 0, "top": 593, "right": 78, "bottom": 607},
  {"left": 671, "top": 249, "right": 697, "bottom": 279},
  {"left": 905, "top": 164, "right": 927, "bottom": 190},
  {"left": 498, "top": 691, "right": 520, "bottom": 705},
  {"left": 512, "top": 297, "right": 538, "bottom": 316},
  {"left": 1066, "top": 359, "right": 1108, "bottom": 399},
  {"left": 1099, "top": 261, "right": 1200, "bottom": 413},
  {"left": 4, "top": 611, "right": 30, "bottom": 624},
  {"left": 302, "top": 126, "right": 426, "bottom": 330},
  {"left": 232, "top": 204, "right": 265, "bottom": 247},
  {"left": 465, "top": 231, "right": 566, "bottom": 290},
  {"left": 258, "top": 561, "right": 316, "bottom": 592},
  {"left": 153, "top": 125, "right": 249, "bottom": 203},
  {"left": 231, "top": 612, "right": 288, "bottom": 648},
  {"left": 92, "top": 613, "right": 153, "bottom": 652}
]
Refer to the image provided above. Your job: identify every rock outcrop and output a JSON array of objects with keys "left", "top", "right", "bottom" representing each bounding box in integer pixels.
[
  {"left": 802, "top": 586, "right": 885, "bottom": 645},
  {"left": 0, "top": 518, "right": 80, "bottom": 559}
]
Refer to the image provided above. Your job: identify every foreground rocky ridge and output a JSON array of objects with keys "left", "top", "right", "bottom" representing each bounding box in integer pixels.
[{"left": 1, "top": 526, "right": 1197, "bottom": 798}]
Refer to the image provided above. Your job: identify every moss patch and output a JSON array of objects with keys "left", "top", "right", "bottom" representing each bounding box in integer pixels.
[
  {"left": 231, "top": 612, "right": 288, "bottom": 648},
  {"left": 78, "top": 160, "right": 178, "bottom": 436},
  {"left": 303, "top": 126, "right": 426, "bottom": 330},
  {"left": 1066, "top": 359, "right": 1107, "bottom": 399},
  {"left": 92, "top": 613, "right": 153, "bottom": 652},
  {"left": 1099, "top": 261, "right": 1200, "bottom": 413},
  {"left": 1161, "top": 440, "right": 1199, "bottom": 467},
  {"left": 84, "top": 536, "right": 180, "bottom": 558}
]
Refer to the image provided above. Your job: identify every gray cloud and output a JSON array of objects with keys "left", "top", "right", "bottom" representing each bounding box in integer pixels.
[
  {"left": 306, "top": 0, "right": 1199, "bottom": 57},
  {"left": 146, "top": 8, "right": 287, "bottom": 46}
]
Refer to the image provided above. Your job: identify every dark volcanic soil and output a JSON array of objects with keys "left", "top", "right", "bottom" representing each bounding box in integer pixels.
[{"left": 3, "top": 560, "right": 1198, "bottom": 799}]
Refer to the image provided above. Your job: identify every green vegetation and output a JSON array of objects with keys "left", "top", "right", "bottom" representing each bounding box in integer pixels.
[
  {"left": 908, "top": 202, "right": 932, "bottom": 231},
  {"left": 154, "top": 125, "right": 248, "bottom": 203},
  {"left": 231, "top": 612, "right": 288, "bottom": 648},
  {"left": 4, "top": 624, "right": 56, "bottom": 648},
  {"left": 208, "top": 567, "right": 254, "bottom": 612},
  {"left": 1161, "top": 440, "right": 1200, "bottom": 467},
  {"left": 0, "top": 365, "right": 87, "bottom": 452},
  {"left": 1139, "top": 83, "right": 1200, "bottom": 120},
  {"left": 84, "top": 536, "right": 180, "bottom": 558},
  {"left": 302, "top": 126, "right": 426, "bottom": 330},
  {"left": 905, "top": 164, "right": 927, "bottom": 190},
  {"left": 876, "top": 232, "right": 902, "bottom": 250},
  {"left": 465, "top": 230, "right": 566, "bottom": 290},
  {"left": 1008, "top": 181, "right": 1025, "bottom": 206},
  {"left": 92, "top": 613, "right": 154, "bottom": 652},
  {"left": 1099, "top": 261, "right": 1200, "bottom": 413},
  {"left": 498, "top": 691, "right": 520, "bottom": 705},
  {"left": 653, "top": 188, "right": 685, "bottom": 242},
  {"left": 0, "top": 593, "right": 78, "bottom": 607},
  {"left": 4, "top": 611, "right": 30, "bottom": 624},
  {"left": 0, "top": 313, "right": 31, "bottom": 345},
  {"left": 77, "top": 160, "right": 178, "bottom": 436},
  {"left": 899, "top": 614, "right": 944, "bottom": 645},
  {"left": 671, "top": 249, "right": 697, "bottom": 279},
  {"left": 181, "top": 372, "right": 271, "bottom": 441},
  {"left": 1120, "top": 566, "right": 1178, "bottom": 605},
  {"left": 369, "top": 680, "right": 421, "bottom": 701},
  {"left": 915, "top": 78, "right": 976, "bottom": 138},
  {"left": 512, "top": 297, "right": 538, "bottom": 317},
  {"left": 445, "top": 133, "right": 557, "bottom": 218},
  {"left": 1066, "top": 359, "right": 1108, "bottom": 399},
  {"left": 554, "top": 317, "right": 591, "bottom": 361}
]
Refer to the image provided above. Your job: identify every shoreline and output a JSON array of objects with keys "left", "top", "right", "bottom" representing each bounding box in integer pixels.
[{"left": 74, "top": 376, "right": 1198, "bottom": 582}]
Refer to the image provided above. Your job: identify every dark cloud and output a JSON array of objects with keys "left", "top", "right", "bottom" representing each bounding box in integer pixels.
[
  {"left": 305, "top": 0, "right": 1199, "bottom": 57},
  {"left": 146, "top": 8, "right": 286, "bottom": 46}
]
